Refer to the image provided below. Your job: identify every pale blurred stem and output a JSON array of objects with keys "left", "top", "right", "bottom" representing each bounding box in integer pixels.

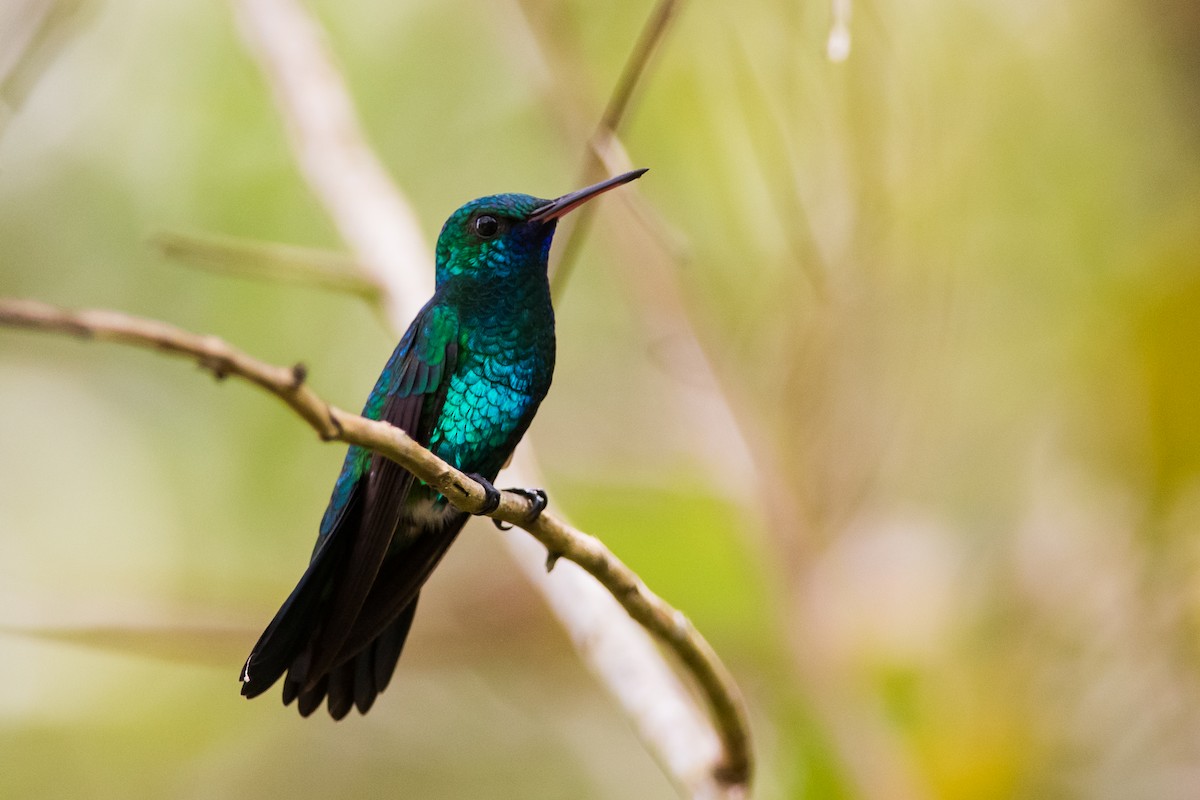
[
  {"left": 233, "top": 0, "right": 432, "bottom": 326},
  {"left": 538, "top": 0, "right": 683, "bottom": 294},
  {"left": 151, "top": 231, "right": 381, "bottom": 300},
  {"left": 0, "top": 0, "right": 93, "bottom": 136},
  {"left": 728, "top": 29, "right": 828, "bottom": 298},
  {"left": 0, "top": 296, "right": 753, "bottom": 788}
]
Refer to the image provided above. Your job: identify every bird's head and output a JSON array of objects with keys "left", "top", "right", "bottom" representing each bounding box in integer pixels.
[{"left": 433, "top": 169, "right": 647, "bottom": 286}]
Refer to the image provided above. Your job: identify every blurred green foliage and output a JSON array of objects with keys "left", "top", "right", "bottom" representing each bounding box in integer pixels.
[{"left": 2, "top": 0, "right": 1200, "bottom": 798}]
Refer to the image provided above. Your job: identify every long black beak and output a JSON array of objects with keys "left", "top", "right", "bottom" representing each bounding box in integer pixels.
[{"left": 528, "top": 168, "right": 648, "bottom": 223}]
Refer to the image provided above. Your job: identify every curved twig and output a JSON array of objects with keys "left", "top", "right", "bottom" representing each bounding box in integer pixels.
[{"left": 0, "top": 296, "right": 753, "bottom": 788}]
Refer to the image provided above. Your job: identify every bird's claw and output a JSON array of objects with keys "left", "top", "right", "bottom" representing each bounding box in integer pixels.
[
  {"left": 512, "top": 487, "right": 549, "bottom": 521},
  {"left": 466, "top": 473, "right": 501, "bottom": 515},
  {"left": 491, "top": 487, "right": 548, "bottom": 530}
]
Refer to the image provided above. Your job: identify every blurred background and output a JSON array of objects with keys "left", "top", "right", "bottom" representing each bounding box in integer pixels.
[{"left": 2, "top": 0, "right": 1200, "bottom": 797}]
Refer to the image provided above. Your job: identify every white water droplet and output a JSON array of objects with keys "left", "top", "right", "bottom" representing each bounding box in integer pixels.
[
  {"left": 827, "top": 24, "right": 851, "bottom": 62},
  {"left": 827, "top": 0, "right": 852, "bottom": 62}
]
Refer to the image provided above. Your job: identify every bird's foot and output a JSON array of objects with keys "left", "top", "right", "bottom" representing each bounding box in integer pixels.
[
  {"left": 492, "top": 488, "right": 548, "bottom": 531},
  {"left": 466, "top": 473, "right": 501, "bottom": 515}
]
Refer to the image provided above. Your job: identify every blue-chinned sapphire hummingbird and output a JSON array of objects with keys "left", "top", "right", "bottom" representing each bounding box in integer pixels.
[{"left": 240, "top": 168, "right": 647, "bottom": 718}]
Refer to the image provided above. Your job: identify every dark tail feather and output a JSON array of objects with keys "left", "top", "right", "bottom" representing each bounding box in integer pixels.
[
  {"left": 372, "top": 594, "right": 418, "bottom": 698},
  {"left": 296, "top": 675, "right": 328, "bottom": 717},
  {"left": 300, "top": 460, "right": 415, "bottom": 692},
  {"left": 242, "top": 494, "right": 452, "bottom": 717},
  {"left": 240, "top": 522, "right": 356, "bottom": 699},
  {"left": 352, "top": 647, "right": 376, "bottom": 715},
  {"left": 281, "top": 598, "right": 419, "bottom": 720},
  {"left": 326, "top": 661, "right": 356, "bottom": 720}
]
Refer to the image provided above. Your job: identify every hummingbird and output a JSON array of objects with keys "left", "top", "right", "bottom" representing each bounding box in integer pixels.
[{"left": 239, "top": 168, "right": 648, "bottom": 719}]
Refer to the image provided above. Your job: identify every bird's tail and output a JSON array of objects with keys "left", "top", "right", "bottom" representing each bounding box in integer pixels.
[
  {"left": 282, "top": 596, "right": 419, "bottom": 719},
  {"left": 239, "top": 531, "right": 352, "bottom": 701},
  {"left": 239, "top": 525, "right": 421, "bottom": 721},
  {"left": 240, "top": 508, "right": 469, "bottom": 719}
]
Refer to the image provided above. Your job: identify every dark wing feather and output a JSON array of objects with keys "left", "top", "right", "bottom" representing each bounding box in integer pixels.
[
  {"left": 240, "top": 300, "right": 458, "bottom": 714},
  {"left": 297, "top": 380, "right": 426, "bottom": 690},
  {"left": 337, "top": 511, "right": 470, "bottom": 661}
]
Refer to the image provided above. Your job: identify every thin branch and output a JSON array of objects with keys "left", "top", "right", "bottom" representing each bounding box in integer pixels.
[
  {"left": 151, "top": 230, "right": 381, "bottom": 300},
  {"left": 544, "top": 0, "right": 685, "bottom": 292},
  {"left": 497, "top": 451, "right": 730, "bottom": 797},
  {"left": 0, "top": 296, "right": 753, "bottom": 789},
  {"left": 597, "top": 0, "right": 680, "bottom": 135},
  {"left": 511, "top": 0, "right": 689, "bottom": 297}
]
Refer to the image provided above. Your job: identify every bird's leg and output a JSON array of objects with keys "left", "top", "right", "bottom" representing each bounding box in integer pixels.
[
  {"left": 491, "top": 488, "right": 548, "bottom": 531},
  {"left": 465, "top": 473, "right": 501, "bottom": 515}
]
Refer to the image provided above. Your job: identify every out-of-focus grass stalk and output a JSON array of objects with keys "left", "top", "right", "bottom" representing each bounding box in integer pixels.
[{"left": 151, "top": 231, "right": 381, "bottom": 300}]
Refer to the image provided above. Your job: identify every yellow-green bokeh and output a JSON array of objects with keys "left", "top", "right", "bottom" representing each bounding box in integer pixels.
[{"left": 2, "top": 1, "right": 1199, "bottom": 798}]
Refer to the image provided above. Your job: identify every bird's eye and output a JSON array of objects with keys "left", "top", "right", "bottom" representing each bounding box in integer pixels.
[{"left": 473, "top": 214, "right": 500, "bottom": 239}]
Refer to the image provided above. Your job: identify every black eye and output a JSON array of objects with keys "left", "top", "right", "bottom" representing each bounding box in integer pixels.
[{"left": 473, "top": 214, "right": 500, "bottom": 239}]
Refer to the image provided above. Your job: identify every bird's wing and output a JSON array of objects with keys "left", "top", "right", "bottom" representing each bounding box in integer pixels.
[{"left": 240, "top": 301, "right": 458, "bottom": 699}]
